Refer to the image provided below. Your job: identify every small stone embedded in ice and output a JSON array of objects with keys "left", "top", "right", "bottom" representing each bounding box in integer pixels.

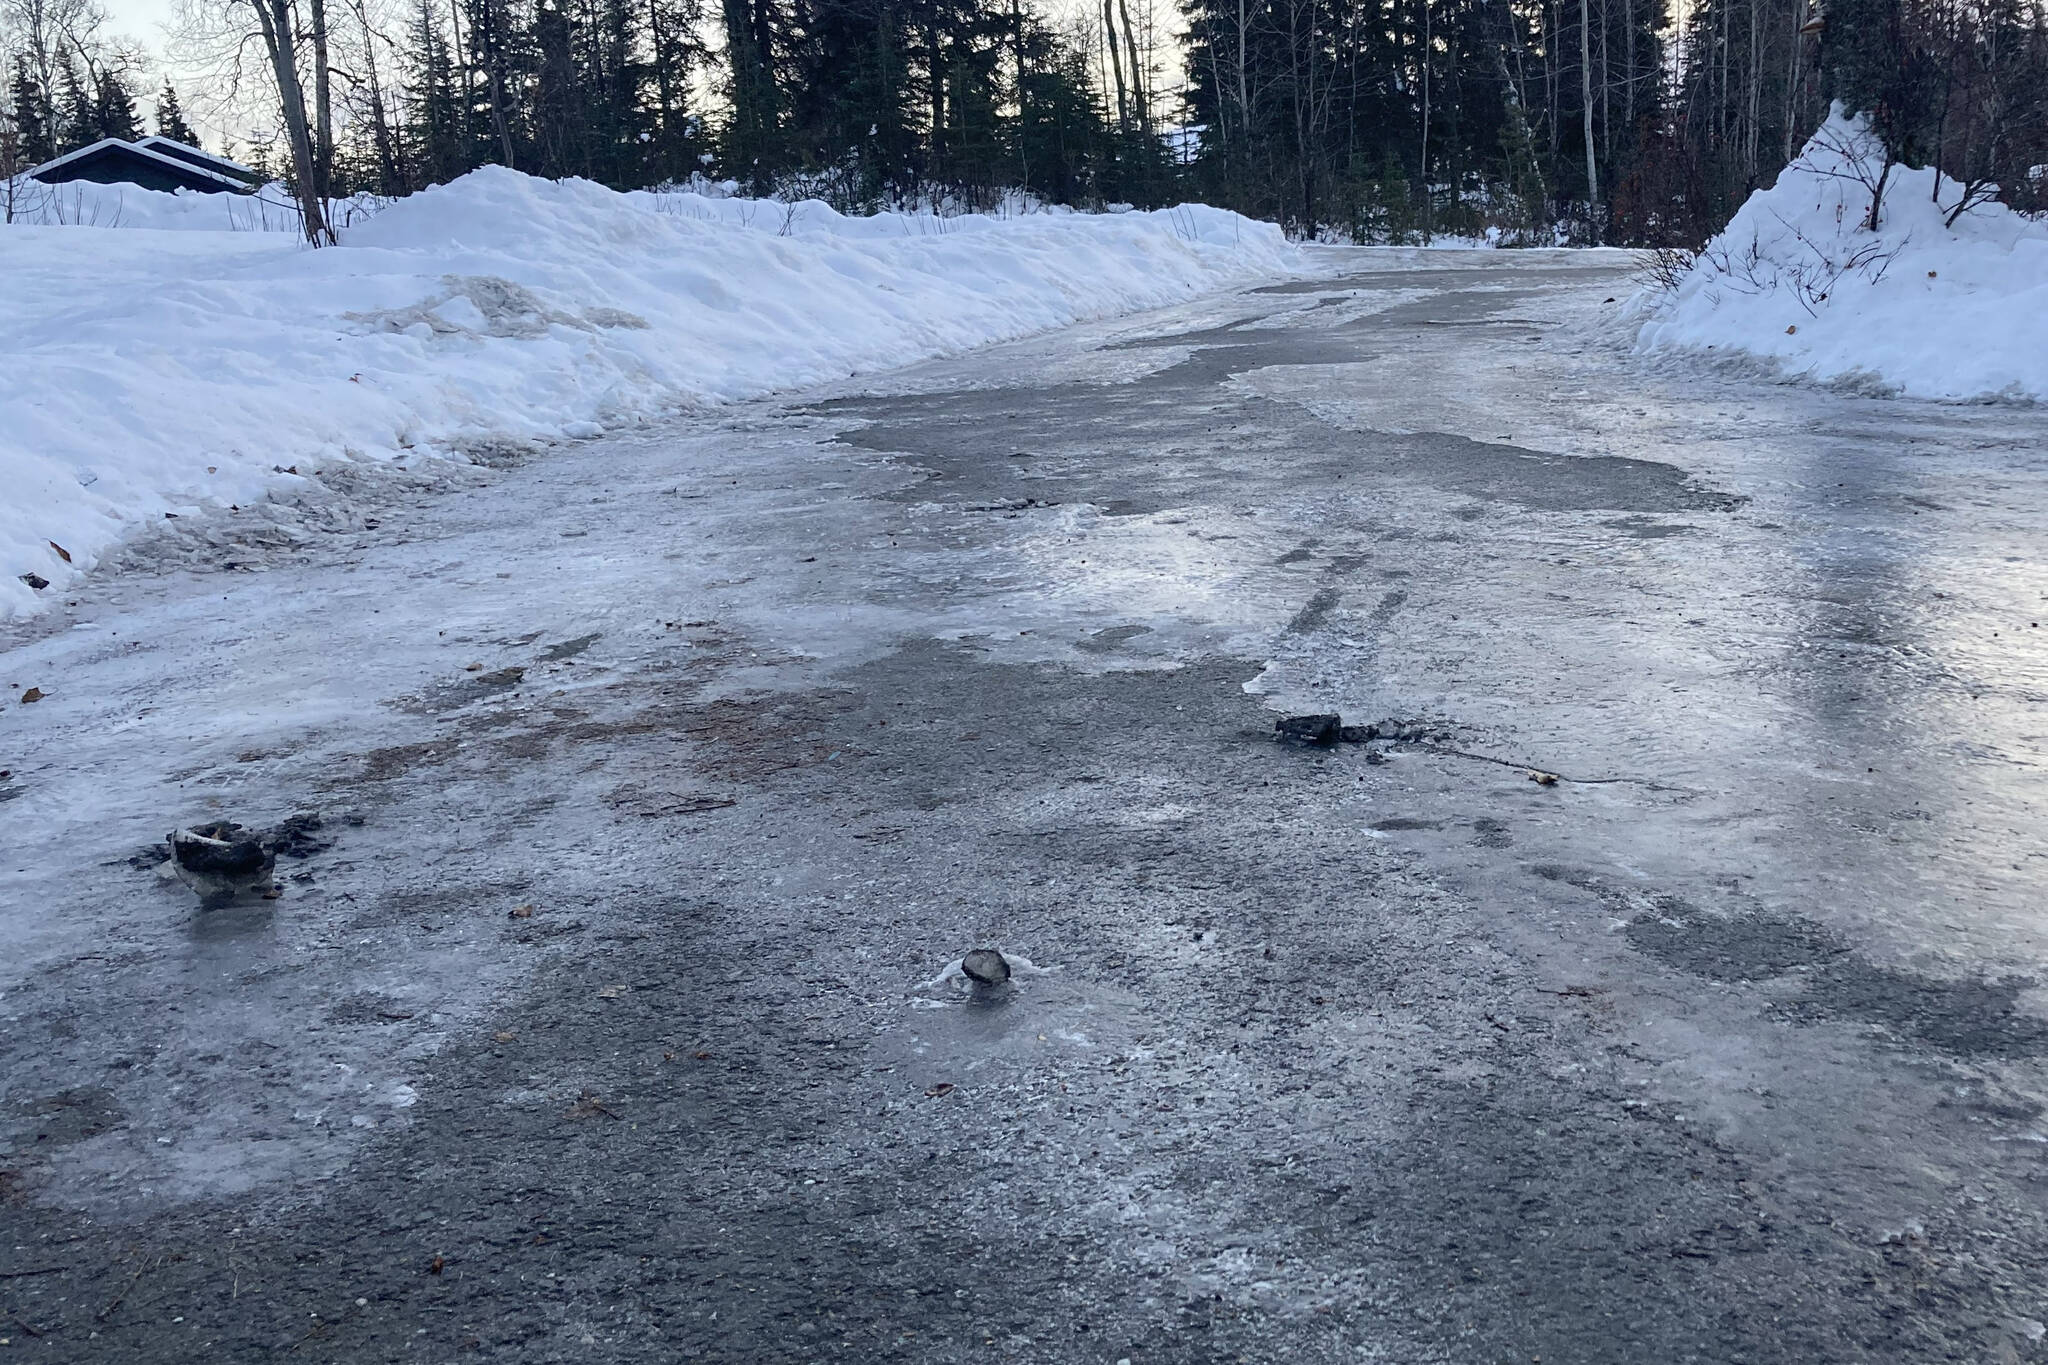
[
  {"left": 962, "top": 948, "right": 1011, "bottom": 986},
  {"left": 1274, "top": 713, "right": 1340, "bottom": 746},
  {"left": 167, "top": 821, "right": 275, "bottom": 905}
]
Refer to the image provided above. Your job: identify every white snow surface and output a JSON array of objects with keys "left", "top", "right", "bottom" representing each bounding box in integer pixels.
[
  {"left": 1635, "top": 111, "right": 2048, "bottom": 402},
  {"left": 0, "top": 167, "right": 1295, "bottom": 617}
]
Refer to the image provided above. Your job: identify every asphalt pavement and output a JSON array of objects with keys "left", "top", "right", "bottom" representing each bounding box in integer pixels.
[{"left": 3, "top": 248, "right": 2047, "bottom": 1363}]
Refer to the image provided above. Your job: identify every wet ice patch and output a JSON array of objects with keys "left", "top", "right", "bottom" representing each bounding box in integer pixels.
[
  {"left": 920, "top": 949, "right": 1056, "bottom": 993},
  {"left": 886, "top": 961, "right": 1134, "bottom": 1075}
]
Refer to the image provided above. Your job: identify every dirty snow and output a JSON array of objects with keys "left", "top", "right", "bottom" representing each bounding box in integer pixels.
[
  {"left": 1634, "top": 111, "right": 2048, "bottom": 402},
  {"left": 0, "top": 167, "right": 1296, "bottom": 617}
]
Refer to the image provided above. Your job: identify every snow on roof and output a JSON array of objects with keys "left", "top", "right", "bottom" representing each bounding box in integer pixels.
[
  {"left": 29, "top": 137, "right": 252, "bottom": 191},
  {"left": 135, "top": 136, "right": 260, "bottom": 180}
]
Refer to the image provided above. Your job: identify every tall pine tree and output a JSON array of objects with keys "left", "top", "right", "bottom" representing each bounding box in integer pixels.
[
  {"left": 407, "top": 0, "right": 472, "bottom": 184},
  {"left": 155, "top": 82, "right": 200, "bottom": 146},
  {"left": 54, "top": 49, "right": 94, "bottom": 152},
  {"left": 93, "top": 69, "right": 142, "bottom": 143},
  {"left": 9, "top": 56, "right": 57, "bottom": 164}
]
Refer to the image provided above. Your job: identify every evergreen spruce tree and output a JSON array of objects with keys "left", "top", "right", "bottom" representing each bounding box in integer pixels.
[
  {"left": 1012, "top": 19, "right": 1107, "bottom": 205},
  {"left": 462, "top": 0, "right": 529, "bottom": 167},
  {"left": 644, "top": 0, "right": 706, "bottom": 184},
  {"left": 92, "top": 69, "right": 141, "bottom": 143},
  {"left": 782, "top": 0, "right": 919, "bottom": 203},
  {"left": 529, "top": 0, "right": 584, "bottom": 175},
  {"left": 53, "top": 49, "right": 94, "bottom": 152},
  {"left": 721, "top": 0, "right": 782, "bottom": 193},
  {"left": 405, "top": 0, "right": 470, "bottom": 184},
  {"left": 591, "top": 0, "right": 650, "bottom": 185},
  {"left": 9, "top": 56, "right": 57, "bottom": 164},
  {"left": 155, "top": 82, "right": 200, "bottom": 146}
]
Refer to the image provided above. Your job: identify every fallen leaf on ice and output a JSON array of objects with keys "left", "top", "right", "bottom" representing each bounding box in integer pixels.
[
  {"left": 464, "top": 662, "right": 484, "bottom": 672},
  {"left": 509, "top": 903, "right": 534, "bottom": 919},
  {"left": 925, "top": 1083, "right": 955, "bottom": 1098},
  {"left": 19, "top": 688, "right": 44, "bottom": 704},
  {"left": 564, "top": 1089, "right": 621, "bottom": 1120},
  {"left": 1526, "top": 768, "right": 1561, "bottom": 786},
  {"left": 48, "top": 541, "right": 71, "bottom": 563},
  {"left": 428, "top": 1256, "right": 446, "bottom": 1275}
]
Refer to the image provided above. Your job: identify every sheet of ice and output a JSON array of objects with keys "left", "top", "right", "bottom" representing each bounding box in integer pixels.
[
  {"left": 0, "top": 167, "right": 1298, "bottom": 617},
  {"left": 1634, "top": 110, "right": 2048, "bottom": 403},
  {"left": 920, "top": 951, "right": 1057, "bottom": 992}
]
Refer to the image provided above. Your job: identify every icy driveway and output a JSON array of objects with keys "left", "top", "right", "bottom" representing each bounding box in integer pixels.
[{"left": 4, "top": 248, "right": 2048, "bottom": 1362}]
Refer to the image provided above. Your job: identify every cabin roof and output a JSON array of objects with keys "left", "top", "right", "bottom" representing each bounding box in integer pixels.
[
  {"left": 29, "top": 138, "right": 255, "bottom": 194},
  {"left": 134, "top": 136, "right": 263, "bottom": 184}
]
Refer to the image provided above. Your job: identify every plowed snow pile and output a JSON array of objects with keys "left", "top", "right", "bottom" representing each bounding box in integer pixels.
[
  {"left": 0, "top": 168, "right": 1295, "bottom": 617},
  {"left": 1636, "top": 111, "right": 2048, "bottom": 402}
]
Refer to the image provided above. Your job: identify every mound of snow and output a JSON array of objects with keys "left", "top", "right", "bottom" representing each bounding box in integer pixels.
[
  {"left": 0, "top": 167, "right": 1296, "bottom": 617},
  {"left": 3, "top": 175, "right": 374, "bottom": 232},
  {"left": 1635, "top": 110, "right": 2048, "bottom": 401}
]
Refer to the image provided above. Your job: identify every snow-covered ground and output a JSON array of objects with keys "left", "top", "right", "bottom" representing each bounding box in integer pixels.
[
  {"left": 0, "top": 168, "right": 1296, "bottom": 618},
  {"left": 1635, "top": 112, "right": 2048, "bottom": 403}
]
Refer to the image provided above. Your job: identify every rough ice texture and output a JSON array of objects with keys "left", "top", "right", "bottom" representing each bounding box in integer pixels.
[
  {"left": 0, "top": 167, "right": 1297, "bottom": 617},
  {"left": 1634, "top": 110, "right": 2048, "bottom": 404}
]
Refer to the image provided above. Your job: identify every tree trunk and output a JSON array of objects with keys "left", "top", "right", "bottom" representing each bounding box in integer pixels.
[
  {"left": 1235, "top": 0, "right": 1250, "bottom": 151},
  {"left": 649, "top": 0, "right": 675, "bottom": 169},
  {"left": 1744, "top": 0, "right": 1763, "bottom": 187},
  {"left": 1118, "top": 0, "right": 1147, "bottom": 137},
  {"left": 1598, "top": 0, "right": 1609, "bottom": 168},
  {"left": 1580, "top": 0, "right": 1597, "bottom": 235},
  {"left": 1623, "top": 0, "right": 1634, "bottom": 134},
  {"left": 488, "top": 62, "right": 516, "bottom": 167},
  {"left": 249, "top": 0, "right": 334, "bottom": 244},
  {"left": 1419, "top": 0, "right": 1430, "bottom": 238},
  {"left": 310, "top": 0, "right": 333, "bottom": 199},
  {"left": 1102, "top": 0, "right": 1129, "bottom": 135},
  {"left": 927, "top": 19, "right": 944, "bottom": 180},
  {"left": 348, "top": 0, "right": 406, "bottom": 193},
  {"left": 449, "top": 0, "right": 478, "bottom": 160}
]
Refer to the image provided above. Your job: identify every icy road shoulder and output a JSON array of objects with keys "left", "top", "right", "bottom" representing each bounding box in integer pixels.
[{"left": 0, "top": 169, "right": 1300, "bottom": 618}]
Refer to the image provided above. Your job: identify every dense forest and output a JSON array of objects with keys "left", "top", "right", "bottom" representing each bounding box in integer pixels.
[{"left": 3, "top": 0, "right": 2046, "bottom": 243}]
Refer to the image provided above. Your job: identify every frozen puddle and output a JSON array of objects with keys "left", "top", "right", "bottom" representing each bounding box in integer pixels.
[{"left": 884, "top": 953, "right": 1138, "bottom": 1073}]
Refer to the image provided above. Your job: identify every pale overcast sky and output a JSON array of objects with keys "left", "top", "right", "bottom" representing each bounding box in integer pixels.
[
  {"left": 97, "top": 0, "right": 255, "bottom": 143},
  {"left": 105, "top": 0, "right": 183, "bottom": 63}
]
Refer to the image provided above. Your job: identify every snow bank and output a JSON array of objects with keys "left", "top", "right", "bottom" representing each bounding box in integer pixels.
[
  {"left": 3, "top": 176, "right": 381, "bottom": 232},
  {"left": 0, "top": 167, "right": 1295, "bottom": 617},
  {"left": 1635, "top": 111, "right": 2048, "bottom": 402}
]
